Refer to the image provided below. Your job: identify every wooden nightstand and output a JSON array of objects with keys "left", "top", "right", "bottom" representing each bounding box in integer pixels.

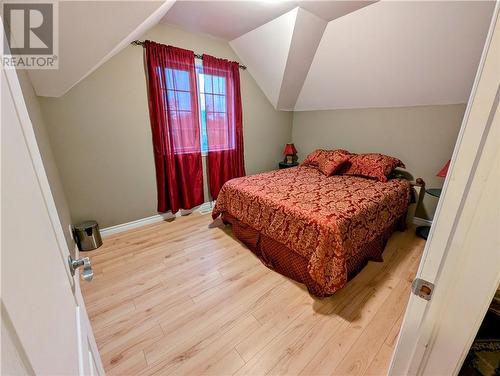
[{"left": 279, "top": 161, "right": 299, "bottom": 169}]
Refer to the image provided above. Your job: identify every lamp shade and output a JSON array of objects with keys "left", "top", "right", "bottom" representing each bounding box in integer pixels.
[
  {"left": 437, "top": 160, "right": 450, "bottom": 178},
  {"left": 283, "top": 143, "right": 297, "bottom": 155}
]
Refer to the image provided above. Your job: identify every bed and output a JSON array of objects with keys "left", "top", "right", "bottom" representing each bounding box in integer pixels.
[{"left": 212, "top": 163, "right": 420, "bottom": 297}]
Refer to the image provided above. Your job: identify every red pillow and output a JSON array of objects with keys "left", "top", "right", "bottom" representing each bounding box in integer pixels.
[
  {"left": 302, "top": 149, "right": 350, "bottom": 167},
  {"left": 317, "top": 151, "right": 350, "bottom": 176},
  {"left": 301, "top": 149, "right": 324, "bottom": 167},
  {"left": 342, "top": 153, "right": 405, "bottom": 182},
  {"left": 301, "top": 149, "right": 351, "bottom": 176}
]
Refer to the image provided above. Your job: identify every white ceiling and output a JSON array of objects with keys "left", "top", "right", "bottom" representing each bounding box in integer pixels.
[
  {"left": 230, "top": 7, "right": 329, "bottom": 110},
  {"left": 166, "top": 1, "right": 494, "bottom": 111},
  {"left": 295, "top": 1, "right": 495, "bottom": 110},
  {"left": 276, "top": 8, "right": 327, "bottom": 110},
  {"left": 29, "top": 1, "right": 174, "bottom": 97},
  {"left": 162, "top": 1, "right": 296, "bottom": 40},
  {"left": 162, "top": 1, "right": 373, "bottom": 40},
  {"left": 230, "top": 8, "right": 298, "bottom": 108}
]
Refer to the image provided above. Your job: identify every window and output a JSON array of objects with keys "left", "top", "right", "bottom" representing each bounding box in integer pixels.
[
  {"left": 195, "top": 64, "right": 210, "bottom": 154},
  {"left": 160, "top": 67, "right": 198, "bottom": 154},
  {"left": 196, "top": 63, "right": 233, "bottom": 154},
  {"left": 161, "top": 62, "right": 233, "bottom": 155}
]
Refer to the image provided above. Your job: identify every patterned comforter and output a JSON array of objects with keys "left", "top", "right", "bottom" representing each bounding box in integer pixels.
[{"left": 212, "top": 166, "right": 410, "bottom": 294}]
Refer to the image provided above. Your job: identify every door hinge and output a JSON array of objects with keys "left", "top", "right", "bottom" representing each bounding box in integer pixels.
[{"left": 412, "top": 278, "right": 434, "bottom": 301}]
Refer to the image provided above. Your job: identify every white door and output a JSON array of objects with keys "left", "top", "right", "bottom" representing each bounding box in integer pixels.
[
  {"left": 1, "top": 55, "right": 104, "bottom": 374},
  {"left": 390, "top": 4, "right": 499, "bottom": 375}
]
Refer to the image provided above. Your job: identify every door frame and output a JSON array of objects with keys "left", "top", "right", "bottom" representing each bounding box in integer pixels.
[{"left": 390, "top": 3, "right": 500, "bottom": 374}]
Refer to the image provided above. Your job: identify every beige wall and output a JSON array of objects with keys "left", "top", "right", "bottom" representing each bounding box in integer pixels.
[
  {"left": 292, "top": 104, "right": 466, "bottom": 219},
  {"left": 15, "top": 69, "right": 75, "bottom": 250},
  {"left": 39, "top": 23, "right": 293, "bottom": 228}
]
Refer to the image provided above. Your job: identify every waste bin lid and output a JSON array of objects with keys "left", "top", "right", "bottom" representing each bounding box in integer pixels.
[{"left": 74, "top": 220, "right": 98, "bottom": 230}]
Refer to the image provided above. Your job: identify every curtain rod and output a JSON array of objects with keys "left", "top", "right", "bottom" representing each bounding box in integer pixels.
[{"left": 131, "top": 40, "right": 247, "bottom": 70}]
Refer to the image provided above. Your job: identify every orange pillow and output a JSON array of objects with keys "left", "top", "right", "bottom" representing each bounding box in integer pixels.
[{"left": 342, "top": 153, "right": 405, "bottom": 182}]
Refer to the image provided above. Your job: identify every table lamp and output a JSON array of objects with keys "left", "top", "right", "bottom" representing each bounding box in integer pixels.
[
  {"left": 283, "top": 143, "right": 297, "bottom": 164},
  {"left": 437, "top": 160, "right": 450, "bottom": 178}
]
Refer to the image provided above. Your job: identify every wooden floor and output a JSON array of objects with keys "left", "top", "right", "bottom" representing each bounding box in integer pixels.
[{"left": 81, "top": 213, "right": 425, "bottom": 376}]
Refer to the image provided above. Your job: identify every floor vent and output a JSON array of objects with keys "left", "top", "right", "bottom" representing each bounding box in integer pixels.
[{"left": 198, "top": 201, "right": 214, "bottom": 214}]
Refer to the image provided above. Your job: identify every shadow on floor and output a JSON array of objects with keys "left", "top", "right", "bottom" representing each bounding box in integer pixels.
[{"left": 212, "top": 218, "right": 423, "bottom": 323}]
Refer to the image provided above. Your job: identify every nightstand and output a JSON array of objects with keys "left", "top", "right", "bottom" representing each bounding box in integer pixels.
[
  {"left": 416, "top": 188, "right": 442, "bottom": 240},
  {"left": 279, "top": 161, "right": 299, "bottom": 169}
]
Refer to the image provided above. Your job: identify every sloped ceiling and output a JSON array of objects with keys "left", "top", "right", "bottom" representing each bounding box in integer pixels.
[
  {"left": 230, "top": 8, "right": 298, "bottom": 108},
  {"left": 165, "top": 1, "right": 494, "bottom": 111},
  {"left": 162, "top": 1, "right": 373, "bottom": 41},
  {"left": 28, "top": 1, "right": 175, "bottom": 97},
  {"left": 231, "top": 7, "right": 328, "bottom": 110},
  {"left": 295, "top": 1, "right": 495, "bottom": 110},
  {"left": 229, "top": 2, "right": 375, "bottom": 109},
  {"left": 162, "top": 0, "right": 298, "bottom": 40}
]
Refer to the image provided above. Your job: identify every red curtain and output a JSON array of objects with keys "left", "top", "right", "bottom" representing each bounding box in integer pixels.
[
  {"left": 144, "top": 41, "right": 204, "bottom": 213},
  {"left": 202, "top": 55, "right": 245, "bottom": 199}
]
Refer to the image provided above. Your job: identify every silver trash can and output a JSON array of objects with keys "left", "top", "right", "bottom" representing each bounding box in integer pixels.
[{"left": 74, "top": 220, "right": 103, "bottom": 251}]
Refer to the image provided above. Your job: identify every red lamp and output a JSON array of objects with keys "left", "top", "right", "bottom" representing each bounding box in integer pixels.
[
  {"left": 283, "top": 143, "right": 297, "bottom": 164},
  {"left": 436, "top": 160, "right": 450, "bottom": 178}
]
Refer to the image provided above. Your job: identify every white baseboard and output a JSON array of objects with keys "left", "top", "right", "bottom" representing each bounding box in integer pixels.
[
  {"left": 412, "top": 217, "right": 433, "bottom": 227},
  {"left": 100, "top": 201, "right": 215, "bottom": 237},
  {"left": 101, "top": 205, "right": 431, "bottom": 237}
]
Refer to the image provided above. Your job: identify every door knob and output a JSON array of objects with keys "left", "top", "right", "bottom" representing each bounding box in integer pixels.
[{"left": 68, "top": 256, "right": 94, "bottom": 282}]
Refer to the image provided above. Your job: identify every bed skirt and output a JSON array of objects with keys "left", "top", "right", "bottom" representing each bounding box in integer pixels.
[{"left": 221, "top": 212, "right": 407, "bottom": 297}]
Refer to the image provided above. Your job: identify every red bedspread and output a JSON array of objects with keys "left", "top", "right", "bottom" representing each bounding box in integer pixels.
[{"left": 212, "top": 166, "right": 410, "bottom": 294}]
